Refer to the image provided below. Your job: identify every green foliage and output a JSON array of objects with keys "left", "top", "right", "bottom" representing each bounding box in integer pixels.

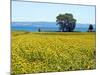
[
  {"left": 12, "top": 32, "right": 96, "bottom": 75},
  {"left": 88, "top": 24, "right": 94, "bottom": 32},
  {"left": 56, "top": 13, "right": 76, "bottom": 32}
]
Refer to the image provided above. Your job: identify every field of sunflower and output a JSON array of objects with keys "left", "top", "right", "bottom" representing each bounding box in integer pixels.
[{"left": 11, "top": 32, "right": 96, "bottom": 75}]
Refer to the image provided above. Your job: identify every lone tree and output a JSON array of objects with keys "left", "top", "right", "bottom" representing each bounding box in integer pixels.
[
  {"left": 88, "top": 24, "right": 94, "bottom": 32},
  {"left": 38, "top": 28, "right": 41, "bottom": 32},
  {"left": 56, "top": 13, "right": 76, "bottom": 32}
]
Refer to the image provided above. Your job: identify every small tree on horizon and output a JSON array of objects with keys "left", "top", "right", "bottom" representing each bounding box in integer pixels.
[
  {"left": 56, "top": 13, "right": 76, "bottom": 32},
  {"left": 88, "top": 24, "right": 94, "bottom": 32},
  {"left": 38, "top": 28, "right": 41, "bottom": 32}
]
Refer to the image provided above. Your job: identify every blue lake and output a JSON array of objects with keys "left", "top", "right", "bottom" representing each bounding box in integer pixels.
[{"left": 11, "top": 22, "right": 96, "bottom": 32}]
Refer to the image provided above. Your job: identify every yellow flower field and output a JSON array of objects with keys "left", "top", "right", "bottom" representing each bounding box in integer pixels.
[{"left": 11, "top": 32, "right": 96, "bottom": 75}]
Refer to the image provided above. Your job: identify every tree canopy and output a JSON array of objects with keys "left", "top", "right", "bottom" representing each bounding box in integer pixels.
[
  {"left": 56, "top": 13, "right": 76, "bottom": 32},
  {"left": 88, "top": 24, "right": 94, "bottom": 32}
]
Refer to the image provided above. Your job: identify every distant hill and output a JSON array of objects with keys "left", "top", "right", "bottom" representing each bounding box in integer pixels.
[
  {"left": 11, "top": 22, "right": 96, "bottom": 32},
  {"left": 11, "top": 22, "right": 58, "bottom": 28},
  {"left": 12, "top": 22, "right": 95, "bottom": 28}
]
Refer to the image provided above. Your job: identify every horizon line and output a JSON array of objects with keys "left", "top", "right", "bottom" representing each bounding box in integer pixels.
[{"left": 11, "top": 21, "right": 95, "bottom": 25}]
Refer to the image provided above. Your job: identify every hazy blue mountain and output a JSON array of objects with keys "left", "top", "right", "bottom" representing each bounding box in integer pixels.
[{"left": 11, "top": 22, "right": 96, "bottom": 32}]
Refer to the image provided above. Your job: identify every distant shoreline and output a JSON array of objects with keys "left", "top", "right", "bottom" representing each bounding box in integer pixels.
[{"left": 11, "top": 22, "right": 96, "bottom": 32}]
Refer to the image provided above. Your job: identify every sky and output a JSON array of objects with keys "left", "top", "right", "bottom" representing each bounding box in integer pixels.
[{"left": 12, "top": 1, "right": 96, "bottom": 24}]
